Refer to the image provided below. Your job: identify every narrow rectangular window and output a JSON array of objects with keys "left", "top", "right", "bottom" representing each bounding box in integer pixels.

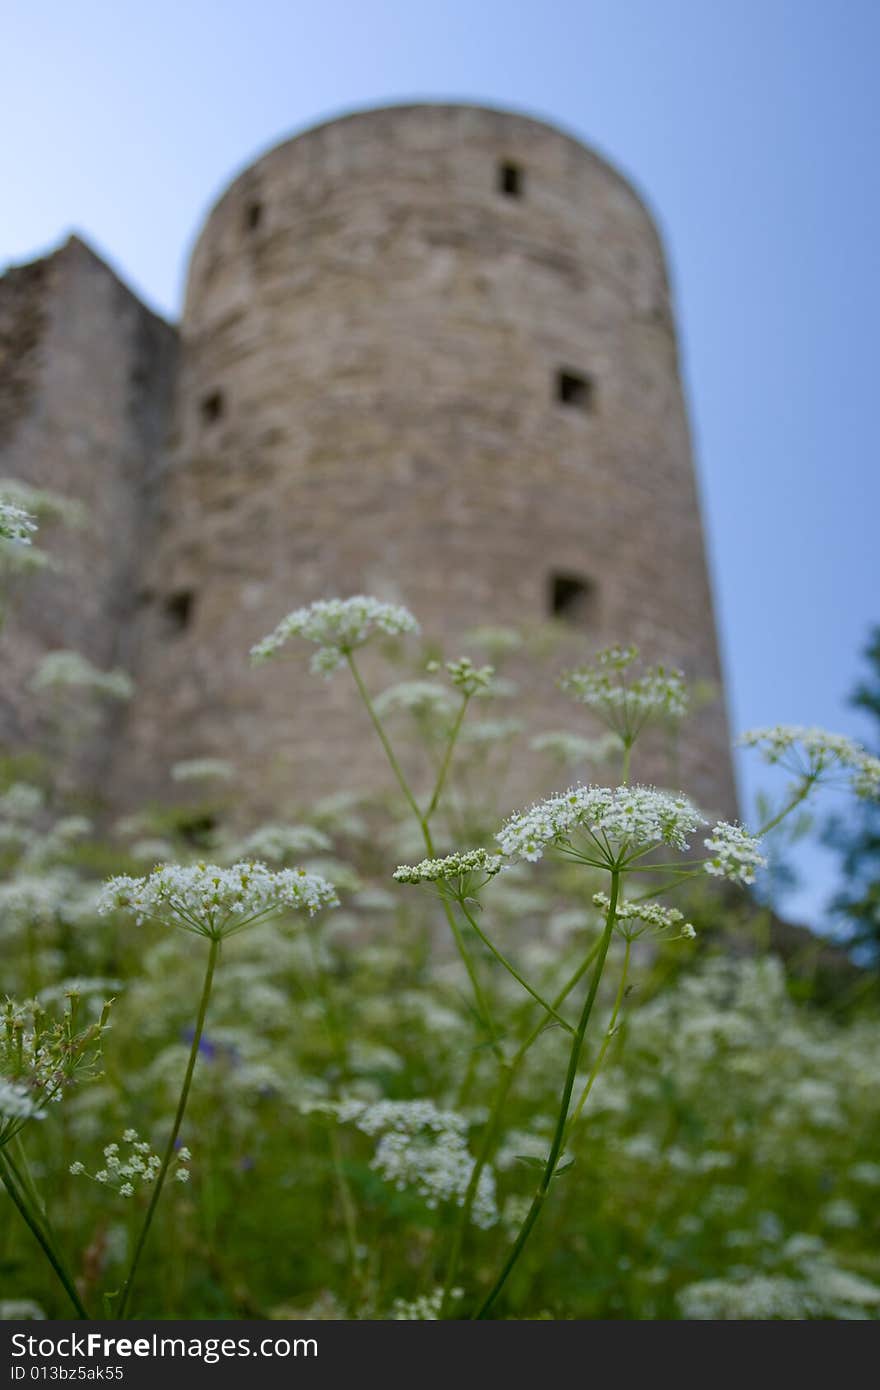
[
  {"left": 556, "top": 370, "right": 593, "bottom": 410},
  {"left": 549, "top": 572, "right": 597, "bottom": 625},
  {"left": 200, "top": 391, "right": 224, "bottom": 425},
  {"left": 498, "top": 161, "right": 523, "bottom": 197}
]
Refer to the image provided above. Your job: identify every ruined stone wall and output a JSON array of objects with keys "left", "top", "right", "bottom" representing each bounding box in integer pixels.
[
  {"left": 0, "top": 236, "right": 177, "bottom": 799},
  {"left": 120, "top": 104, "right": 737, "bottom": 822}
]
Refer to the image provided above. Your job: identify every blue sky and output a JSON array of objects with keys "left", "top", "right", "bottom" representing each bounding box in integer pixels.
[{"left": 4, "top": 1, "right": 878, "bottom": 925}]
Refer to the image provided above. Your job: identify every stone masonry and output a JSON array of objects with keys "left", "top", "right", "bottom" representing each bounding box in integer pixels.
[{"left": 0, "top": 104, "right": 737, "bottom": 822}]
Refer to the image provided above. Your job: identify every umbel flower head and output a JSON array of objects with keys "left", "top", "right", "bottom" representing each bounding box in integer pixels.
[
  {"left": 497, "top": 784, "right": 706, "bottom": 865},
  {"left": 739, "top": 725, "right": 880, "bottom": 800},
  {"left": 592, "top": 893, "right": 696, "bottom": 942},
  {"left": 1, "top": 993, "right": 113, "bottom": 1148},
  {"left": 393, "top": 848, "right": 506, "bottom": 889},
  {"left": 250, "top": 596, "right": 419, "bottom": 676},
  {"left": 0, "top": 497, "right": 37, "bottom": 545},
  {"left": 69, "top": 1129, "right": 188, "bottom": 1197},
  {"left": 703, "top": 822, "right": 767, "bottom": 885},
  {"left": 99, "top": 861, "right": 339, "bottom": 940},
  {"left": 560, "top": 644, "right": 688, "bottom": 742},
  {"left": 31, "top": 651, "right": 134, "bottom": 701}
]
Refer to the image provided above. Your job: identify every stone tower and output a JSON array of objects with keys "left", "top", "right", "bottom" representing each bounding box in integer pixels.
[{"left": 0, "top": 104, "right": 737, "bottom": 820}]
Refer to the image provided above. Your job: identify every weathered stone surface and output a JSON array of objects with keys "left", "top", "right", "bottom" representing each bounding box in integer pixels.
[
  {"left": 0, "top": 236, "right": 177, "bottom": 794},
  {"left": 0, "top": 105, "right": 737, "bottom": 822}
]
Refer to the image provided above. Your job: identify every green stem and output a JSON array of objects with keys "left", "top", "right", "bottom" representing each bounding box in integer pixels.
[
  {"left": 426, "top": 695, "right": 470, "bottom": 820},
  {"left": 348, "top": 652, "right": 501, "bottom": 1057},
  {"left": 0, "top": 1147, "right": 89, "bottom": 1319},
  {"left": 346, "top": 653, "right": 423, "bottom": 822},
  {"left": 117, "top": 936, "right": 220, "bottom": 1318},
  {"left": 302, "top": 919, "right": 364, "bottom": 1300},
  {"left": 440, "top": 936, "right": 603, "bottom": 1316},
  {"left": 565, "top": 936, "right": 631, "bottom": 1135},
  {"left": 756, "top": 784, "right": 812, "bottom": 838},
  {"left": 621, "top": 741, "right": 632, "bottom": 786},
  {"left": 472, "top": 872, "right": 620, "bottom": 1319},
  {"left": 456, "top": 899, "right": 574, "bottom": 1034}
]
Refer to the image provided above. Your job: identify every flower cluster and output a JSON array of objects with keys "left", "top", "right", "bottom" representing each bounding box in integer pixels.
[
  {"left": 170, "top": 759, "right": 236, "bottom": 783},
  {"left": 393, "top": 848, "right": 506, "bottom": 887},
  {"left": 69, "top": 1130, "right": 190, "bottom": 1197},
  {"left": 530, "top": 730, "right": 622, "bottom": 767},
  {"left": 250, "top": 596, "right": 419, "bottom": 675},
  {"left": 332, "top": 1099, "right": 497, "bottom": 1229},
  {"left": 560, "top": 645, "right": 688, "bottom": 739},
  {"left": 739, "top": 725, "right": 880, "bottom": 799},
  {"left": 592, "top": 893, "right": 696, "bottom": 941},
  {"left": 226, "top": 823, "right": 332, "bottom": 864},
  {"left": 497, "top": 784, "right": 705, "bottom": 863},
  {"left": 445, "top": 657, "right": 495, "bottom": 697},
  {"left": 373, "top": 680, "right": 457, "bottom": 720},
  {"left": 0, "top": 498, "right": 37, "bottom": 545},
  {"left": 390, "top": 1287, "right": 462, "bottom": 1320},
  {"left": 703, "top": 822, "right": 767, "bottom": 885},
  {"left": 1, "top": 995, "right": 112, "bottom": 1146},
  {"left": 99, "top": 861, "right": 339, "bottom": 938},
  {"left": 30, "top": 651, "right": 134, "bottom": 701}
]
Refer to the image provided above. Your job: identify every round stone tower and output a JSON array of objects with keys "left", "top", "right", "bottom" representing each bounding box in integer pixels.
[{"left": 122, "top": 103, "right": 737, "bottom": 819}]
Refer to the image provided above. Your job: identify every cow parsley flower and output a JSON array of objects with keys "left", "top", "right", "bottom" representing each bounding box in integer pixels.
[
  {"left": 592, "top": 893, "right": 696, "bottom": 941},
  {"left": 497, "top": 784, "right": 705, "bottom": 864},
  {"left": 446, "top": 657, "right": 495, "bottom": 696},
  {"left": 99, "top": 861, "right": 339, "bottom": 938},
  {"left": 31, "top": 651, "right": 134, "bottom": 701},
  {"left": 530, "top": 730, "right": 622, "bottom": 767},
  {"left": 373, "top": 680, "right": 458, "bottom": 720},
  {"left": 739, "top": 725, "right": 880, "bottom": 799},
  {"left": 393, "top": 848, "right": 506, "bottom": 888},
  {"left": 250, "top": 596, "right": 419, "bottom": 675},
  {"left": 69, "top": 1130, "right": 185, "bottom": 1195},
  {"left": 170, "top": 758, "right": 236, "bottom": 783},
  {"left": 703, "top": 822, "right": 767, "bottom": 885},
  {"left": 560, "top": 645, "right": 688, "bottom": 740},
  {"left": 391, "top": 1288, "right": 463, "bottom": 1320},
  {"left": 225, "top": 823, "right": 332, "bottom": 864},
  {"left": 1, "top": 996, "right": 112, "bottom": 1147},
  {"left": 0, "top": 497, "right": 38, "bottom": 545},
  {"left": 331, "top": 1099, "right": 497, "bottom": 1229}
]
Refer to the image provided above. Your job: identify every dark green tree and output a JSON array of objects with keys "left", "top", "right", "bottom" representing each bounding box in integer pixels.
[{"left": 825, "top": 626, "right": 880, "bottom": 963}]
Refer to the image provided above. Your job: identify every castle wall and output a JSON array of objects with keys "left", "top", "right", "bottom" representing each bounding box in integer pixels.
[
  {"left": 0, "top": 236, "right": 177, "bottom": 798},
  {"left": 119, "top": 105, "right": 737, "bottom": 822}
]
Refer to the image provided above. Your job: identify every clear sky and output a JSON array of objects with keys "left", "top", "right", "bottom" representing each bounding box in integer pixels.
[{"left": 4, "top": 1, "right": 878, "bottom": 926}]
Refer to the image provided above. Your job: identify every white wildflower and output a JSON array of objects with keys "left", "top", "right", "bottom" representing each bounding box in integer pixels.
[
  {"left": 226, "top": 823, "right": 332, "bottom": 863},
  {"left": 0, "top": 783, "right": 44, "bottom": 822},
  {"left": 99, "top": 860, "right": 339, "bottom": 937},
  {"left": 250, "top": 596, "right": 419, "bottom": 674},
  {"left": 739, "top": 725, "right": 880, "bottom": 799},
  {"left": 497, "top": 784, "right": 705, "bottom": 864},
  {"left": 0, "top": 497, "right": 38, "bottom": 545},
  {"left": 445, "top": 657, "right": 495, "bottom": 696},
  {"left": 530, "top": 730, "right": 622, "bottom": 767},
  {"left": 119, "top": 1183, "right": 134, "bottom": 1198},
  {"left": 461, "top": 718, "right": 524, "bottom": 745},
  {"left": 175, "top": 1168, "right": 190, "bottom": 1183},
  {"left": 31, "top": 651, "right": 134, "bottom": 701},
  {"left": 332, "top": 1098, "right": 497, "bottom": 1228},
  {"left": 560, "top": 645, "right": 688, "bottom": 737},
  {"left": 703, "top": 821, "right": 766, "bottom": 885},
  {"left": 393, "top": 848, "right": 506, "bottom": 886},
  {"left": 374, "top": 681, "right": 458, "bottom": 719},
  {"left": 171, "top": 758, "right": 236, "bottom": 783},
  {"left": 592, "top": 893, "right": 696, "bottom": 941},
  {"left": 391, "top": 1288, "right": 462, "bottom": 1320},
  {"left": 0, "top": 1079, "right": 46, "bottom": 1125}
]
